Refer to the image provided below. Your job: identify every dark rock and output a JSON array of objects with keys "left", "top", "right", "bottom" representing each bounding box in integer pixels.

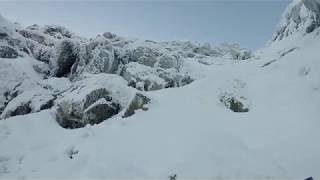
[
  {"left": 123, "top": 93, "right": 150, "bottom": 118},
  {"left": 56, "top": 98, "right": 121, "bottom": 129},
  {"left": 220, "top": 94, "right": 249, "bottom": 113},
  {"left": 66, "top": 147, "right": 79, "bottom": 159},
  {"left": 169, "top": 174, "right": 177, "bottom": 180},
  {"left": 103, "top": 32, "right": 115, "bottom": 39},
  {"left": 128, "top": 79, "right": 137, "bottom": 88},
  {"left": 84, "top": 100, "right": 120, "bottom": 125},
  {"left": 56, "top": 105, "right": 84, "bottom": 129},
  {"left": 0, "top": 32, "right": 8, "bottom": 39},
  {"left": 0, "top": 46, "right": 19, "bottom": 58},
  {"left": 53, "top": 40, "right": 78, "bottom": 77},
  {"left": 39, "top": 99, "right": 55, "bottom": 110},
  {"left": 9, "top": 102, "right": 32, "bottom": 117},
  {"left": 280, "top": 47, "right": 298, "bottom": 57},
  {"left": 261, "top": 59, "right": 277, "bottom": 67},
  {"left": 229, "top": 97, "right": 249, "bottom": 112}
]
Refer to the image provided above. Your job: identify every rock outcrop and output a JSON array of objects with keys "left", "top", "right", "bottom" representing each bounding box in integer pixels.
[
  {"left": 273, "top": 0, "right": 320, "bottom": 41},
  {"left": 0, "top": 13, "right": 252, "bottom": 129}
]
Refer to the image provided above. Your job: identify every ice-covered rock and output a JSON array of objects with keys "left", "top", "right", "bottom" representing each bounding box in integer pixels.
[
  {"left": 219, "top": 79, "right": 251, "bottom": 113},
  {"left": 123, "top": 93, "right": 150, "bottom": 118},
  {"left": 0, "top": 12, "right": 251, "bottom": 122},
  {"left": 220, "top": 92, "right": 250, "bottom": 112},
  {"left": 0, "top": 45, "right": 19, "bottom": 58},
  {"left": 55, "top": 73, "right": 135, "bottom": 128},
  {"left": 272, "top": 0, "right": 320, "bottom": 41},
  {"left": 0, "top": 76, "right": 71, "bottom": 119},
  {"left": 0, "top": 89, "right": 55, "bottom": 119},
  {"left": 120, "top": 62, "right": 192, "bottom": 91},
  {"left": 51, "top": 40, "right": 79, "bottom": 77}
]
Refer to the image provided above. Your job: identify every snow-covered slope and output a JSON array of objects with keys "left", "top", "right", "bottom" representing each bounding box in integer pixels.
[{"left": 1, "top": 0, "right": 320, "bottom": 178}]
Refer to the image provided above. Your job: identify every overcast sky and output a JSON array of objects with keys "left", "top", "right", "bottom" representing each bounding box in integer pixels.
[{"left": 0, "top": 1, "right": 289, "bottom": 49}]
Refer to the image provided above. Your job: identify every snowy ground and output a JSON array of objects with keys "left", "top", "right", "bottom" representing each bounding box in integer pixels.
[{"left": 0, "top": 29, "right": 320, "bottom": 179}]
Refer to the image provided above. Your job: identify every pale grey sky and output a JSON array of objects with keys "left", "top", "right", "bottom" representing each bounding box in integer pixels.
[{"left": 0, "top": 1, "right": 290, "bottom": 49}]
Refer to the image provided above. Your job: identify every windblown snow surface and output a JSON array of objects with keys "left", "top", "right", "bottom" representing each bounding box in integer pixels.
[{"left": 1, "top": 1, "right": 320, "bottom": 179}]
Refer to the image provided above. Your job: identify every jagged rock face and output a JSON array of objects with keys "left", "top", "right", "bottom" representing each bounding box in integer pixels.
[
  {"left": 123, "top": 93, "right": 150, "bottom": 118},
  {"left": 70, "top": 43, "right": 120, "bottom": 79},
  {"left": 273, "top": 0, "right": 320, "bottom": 41},
  {"left": 0, "top": 13, "right": 253, "bottom": 126}
]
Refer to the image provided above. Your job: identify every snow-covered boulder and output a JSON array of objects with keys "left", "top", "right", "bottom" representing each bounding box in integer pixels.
[
  {"left": 220, "top": 92, "right": 250, "bottom": 112},
  {"left": 120, "top": 62, "right": 192, "bottom": 91},
  {"left": 0, "top": 77, "right": 71, "bottom": 119},
  {"left": 42, "top": 25, "right": 73, "bottom": 39},
  {"left": 55, "top": 73, "right": 135, "bottom": 128},
  {"left": 0, "top": 89, "right": 55, "bottom": 119},
  {"left": 123, "top": 93, "right": 150, "bottom": 118},
  {"left": 0, "top": 45, "right": 19, "bottom": 58},
  {"left": 217, "top": 43, "right": 253, "bottom": 60},
  {"left": 56, "top": 95, "right": 120, "bottom": 129},
  {"left": 121, "top": 62, "right": 166, "bottom": 91},
  {"left": 219, "top": 79, "right": 251, "bottom": 112}
]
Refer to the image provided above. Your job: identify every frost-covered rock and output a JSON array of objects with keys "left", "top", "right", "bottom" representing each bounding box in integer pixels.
[
  {"left": 56, "top": 95, "right": 120, "bottom": 129},
  {"left": 123, "top": 93, "right": 150, "bottom": 118},
  {"left": 120, "top": 62, "right": 192, "bottom": 91},
  {"left": 272, "top": 0, "right": 320, "bottom": 41},
  {"left": 0, "top": 45, "right": 19, "bottom": 58},
  {"left": 43, "top": 25, "right": 73, "bottom": 39},
  {"left": 51, "top": 40, "right": 79, "bottom": 77},
  {"left": 18, "top": 29, "right": 47, "bottom": 45},
  {"left": 219, "top": 79, "right": 251, "bottom": 112},
  {"left": 0, "top": 77, "right": 71, "bottom": 119},
  {"left": 220, "top": 92, "right": 250, "bottom": 112},
  {"left": 70, "top": 43, "right": 119, "bottom": 79},
  {"left": 0, "top": 87, "right": 56, "bottom": 119},
  {"left": 218, "top": 43, "right": 252, "bottom": 60},
  {"left": 55, "top": 73, "right": 134, "bottom": 128},
  {"left": 0, "top": 12, "right": 252, "bottom": 122},
  {"left": 121, "top": 62, "right": 166, "bottom": 91}
]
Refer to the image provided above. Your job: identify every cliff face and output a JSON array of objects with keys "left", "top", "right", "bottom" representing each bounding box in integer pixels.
[{"left": 272, "top": 0, "right": 320, "bottom": 41}]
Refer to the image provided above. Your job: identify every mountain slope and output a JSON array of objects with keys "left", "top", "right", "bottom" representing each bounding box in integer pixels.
[
  {"left": 1, "top": 0, "right": 320, "bottom": 179},
  {"left": 272, "top": 0, "right": 320, "bottom": 41}
]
